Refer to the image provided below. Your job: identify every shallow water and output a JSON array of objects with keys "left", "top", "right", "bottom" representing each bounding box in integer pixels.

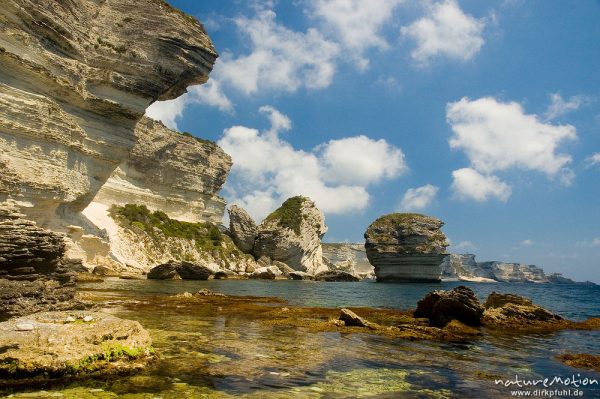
[{"left": 3, "top": 280, "right": 599, "bottom": 398}]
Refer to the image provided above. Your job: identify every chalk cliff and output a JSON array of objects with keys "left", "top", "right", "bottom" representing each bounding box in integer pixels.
[
  {"left": 0, "top": 0, "right": 217, "bottom": 228},
  {"left": 91, "top": 117, "right": 231, "bottom": 225},
  {"left": 321, "top": 243, "right": 374, "bottom": 277}
]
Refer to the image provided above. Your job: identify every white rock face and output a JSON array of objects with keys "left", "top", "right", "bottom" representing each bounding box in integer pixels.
[
  {"left": 91, "top": 117, "right": 231, "bottom": 225},
  {"left": 0, "top": 0, "right": 217, "bottom": 229},
  {"left": 478, "top": 261, "right": 549, "bottom": 283},
  {"left": 441, "top": 254, "right": 551, "bottom": 283},
  {"left": 253, "top": 197, "right": 329, "bottom": 275},
  {"left": 321, "top": 243, "right": 374, "bottom": 276}
]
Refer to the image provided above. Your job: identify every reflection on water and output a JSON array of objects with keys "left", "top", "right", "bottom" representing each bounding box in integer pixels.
[{"left": 2, "top": 280, "right": 599, "bottom": 398}]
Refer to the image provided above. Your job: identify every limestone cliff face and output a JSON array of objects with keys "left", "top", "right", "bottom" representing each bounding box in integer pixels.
[
  {"left": 321, "top": 243, "right": 374, "bottom": 276},
  {"left": 253, "top": 197, "right": 329, "bottom": 275},
  {"left": 440, "top": 254, "right": 495, "bottom": 282},
  {"left": 364, "top": 213, "right": 448, "bottom": 282},
  {"left": 477, "top": 261, "right": 548, "bottom": 283},
  {"left": 0, "top": 0, "right": 217, "bottom": 227},
  {"left": 91, "top": 117, "right": 231, "bottom": 224},
  {"left": 228, "top": 205, "right": 258, "bottom": 253}
]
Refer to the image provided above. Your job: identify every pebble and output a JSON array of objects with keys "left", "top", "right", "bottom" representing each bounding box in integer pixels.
[
  {"left": 65, "top": 316, "right": 75, "bottom": 323},
  {"left": 16, "top": 322, "right": 34, "bottom": 331},
  {"left": 83, "top": 315, "right": 93, "bottom": 322}
]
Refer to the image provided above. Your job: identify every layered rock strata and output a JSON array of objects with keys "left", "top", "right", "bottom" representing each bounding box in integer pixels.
[
  {"left": 364, "top": 213, "right": 448, "bottom": 282},
  {"left": 91, "top": 117, "right": 231, "bottom": 225},
  {"left": 321, "top": 243, "right": 373, "bottom": 277},
  {"left": 253, "top": 197, "right": 329, "bottom": 275},
  {"left": 0, "top": 0, "right": 217, "bottom": 228}
]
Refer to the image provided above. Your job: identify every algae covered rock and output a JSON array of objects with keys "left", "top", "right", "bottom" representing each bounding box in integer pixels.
[
  {"left": 482, "top": 291, "right": 563, "bottom": 329},
  {"left": 254, "top": 197, "right": 328, "bottom": 275},
  {"left": 0, "top": 311, "right": 153, "bottom": 388},
  {"left": 228, "top": 205, "right": 258, "bottom": 253},
  {"left": 364, "top": 213, "right": 448, "bottom": 282},
  {"left": 414, "top": 286, "right": 484, "bottom": 327},
  {"left": 147, "top": 260, "right": 212, "bottom": 280}
]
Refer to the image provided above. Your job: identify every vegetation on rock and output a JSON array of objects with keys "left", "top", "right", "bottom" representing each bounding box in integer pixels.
[{"left": 264, "top": 196, "right": 307, "bottom": 235}]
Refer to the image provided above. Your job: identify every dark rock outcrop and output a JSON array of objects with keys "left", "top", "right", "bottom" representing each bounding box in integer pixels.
[
  {"left": 289, "top": 271, "right": 314, "bottom": 280},
  {"left": 147, "top": 261, "right": 212, "bottom": 280},
  {"left": 0, "top": 204, "right": 81, "bottom": 320},
  {"left": 414, "top": 286, "right": 484, "bottom": 327},
  {"left": 364, "top": 213, "right": 448, "bottom": 282},
  {"left": 315, "top": 270, "right": 360, "bottom": 282},
  {"left": 228, "top": 205, "right": 258, "bottom": 253}
]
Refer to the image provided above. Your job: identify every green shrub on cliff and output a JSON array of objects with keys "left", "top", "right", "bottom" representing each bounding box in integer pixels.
[{"left": 264, "top": 196, "right": 306, "bottom": 235}]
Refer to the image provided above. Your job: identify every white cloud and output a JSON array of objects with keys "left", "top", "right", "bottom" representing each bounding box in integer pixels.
[
  {"left": 447, "top": 96, "right": 577, "bottom": 177},
  {"left": 520, "top": 239, "right": 534, "bottom": 247},
  {"left": 544, "top": 93, "right": 587, "bottom": 120},
  {"left": 310, "top": 0, "right": 403, "bottom": 70},
  {"left": 218, "top": 106, "right": 404, "bottom": 221},
  {"left": 217, "top": 9, "right": 340, "bottom": 96},
  {"left": 576, "top": 238, "right": 600, "bottom": 248},
  {"left": 318, "top": 135, "right": 407, "bottom": 186},
  {"left": 188, "top": 79, "right": 233, "bottom": 113},
  {"left": 451, "top": 240, "right": 478, "bottom": 251},
  {"left": 585, "top": 152, "right": 600, "bottom": 168},
  {"left": 398, "top": 184, "right": 438, "bottom": 211},
  {"left": 451, "top": 168, "right": 511, "bottom": 202},
  {"left": 401, "top": 0, "right": 485, "bottom": 65},
  {"left": 145, "top": 95, "right": 189, "bottom": 130}
]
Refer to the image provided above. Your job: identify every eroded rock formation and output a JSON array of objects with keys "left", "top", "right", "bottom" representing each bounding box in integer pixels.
[
  {"left": 0, "top": 0, "right": 217, "bottom": 228},
  {"left": 228, "top": 205, "right": 258, "bottom": 253},
  {"left": 364, "top": 213, "right": 448, "bottom": 282},
  {"left": 321, "top": 243, "right": 374, "bottom": 277},
  {"left": 91, "top": 117, "right": 231, "bottom": 225},
  {"left": 253, "top": 197, "right": 329, "bottom": 275}
]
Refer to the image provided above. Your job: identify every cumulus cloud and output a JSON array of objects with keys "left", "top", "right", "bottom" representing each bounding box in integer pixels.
[
  {"left": 217, "top": 9, "right": 340, "bottom": 96},
  {"left": 310, "top": 0, "right": 403, "bottom": 70},
  {"left": 145, "top": 95, "right": 189, "bottom": 130},
  {"left": 401, "top": 0, "right": 485, "bottom": 65},
  {"left": 544, "top": 93, "right": 588, "bottom": 120},
  {"left": 398, "top": 184, "right": 439, "bottom": 211},
  {"left": 218, "top": 106, "right": 405, "bottom": 221},
  {"left": 451, "top": 240, "right": 478, "bottom": 251},
  {"left": 585, "top": 152, "right": 600, "bottom": 168},
  {"left": 447, "top": 97, "right": 577, "bottom": 178},
  {"left": 520, "top": 239, "right": 534, "bottom": 247},
  {"left": 576, "top": 238, "right": 600, "bottom": 248},
  {"left": 451, "top": 168, "right": 511, "bottom": 202}
]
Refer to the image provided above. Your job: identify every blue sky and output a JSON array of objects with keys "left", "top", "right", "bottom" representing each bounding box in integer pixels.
[{"left": 148, "top": 0, "right": 600, "bottom": 282}]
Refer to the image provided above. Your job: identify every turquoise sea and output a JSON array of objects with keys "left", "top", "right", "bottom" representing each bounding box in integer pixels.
[{"left": 3, "top": 279, "right": 599, "bottom": 398}]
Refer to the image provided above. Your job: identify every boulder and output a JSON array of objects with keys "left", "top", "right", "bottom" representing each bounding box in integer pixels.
[
  {"left": 315, "top": 270, "right": 360, "bottom": 282},
  {"left": 0, "top": 311, "right": 153, "bottom": 388},
  {"left": 482, "top": 292, "right": 563, "bottom": 329},
  {"left": 272, "top": 260, "right": 295, "bottom": 276},
  {"left": 289, "top": 271, "right": 314, "bottom": 280},
  {"left": 253, "top": 197, "right": 328, "bottom": 275},
  {"left": 147, "top": 261, "right": 212, "bottom": 280},
  {"left": 228, "top": 205, "right": 258, "bottom": 253},
  {"left": 339, "top": 308, "right": 377, "bottom": 329},
  {"left": 364, "top": 213, "right": 448, "bottom": 282},
  {"left": 250, "top": 266, "right": 282, "bottom": 280},
  {"left": 414, "top": 286, "right": 484, "bottom": 327}
]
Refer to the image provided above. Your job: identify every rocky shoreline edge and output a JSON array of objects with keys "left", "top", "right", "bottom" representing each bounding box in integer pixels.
[{"left": 1, "top": 285, "right": 598, "bottom": 390}]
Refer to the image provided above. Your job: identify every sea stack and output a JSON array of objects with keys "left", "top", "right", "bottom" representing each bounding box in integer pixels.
[{"left": 364, "top": 213, "right": 448, "bottom": 282}]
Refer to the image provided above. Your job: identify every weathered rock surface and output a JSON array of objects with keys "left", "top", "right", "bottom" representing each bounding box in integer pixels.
[
  {"left": 339, "top": 308, "right": 377, "bottom": 329},
  {"left": 228, "top": 205, "right": 258, "bottom": 253},
  {"left": 315, "top": 270, "right": 360, "bottom": 282},
  {"left": 0, "top": 202, "right": 81, "bottom": 320},
  {"left": 440, "top": 254, "right": 495, "bottom": 282},
  {"left": 477, "top": 261, "right": 548, "bottom": 283},
  {"left": 250, "top": 266, "right": 282, "bottom": 280},
  {"left": 365, "top": 213, "right": 448, "bottom": 282},
  {"left": 322, "top": 243, "right": 374, "bottom": 277},
  {"left": 91, "top": 117, "right": 231, "bottom": 225},
  {"left": 289, "top": 271, "right": 314, "bottom": 280},
  {"left": 0, "top": 0, "right": 217, "bottom": 229},
  {"left": 0, "top": 311, "right": 153, "bottom": 387},
  {"left": 147, "top": 261, "right": 212, "bottom": 280},
  {"left": 482, "top": 291, "right": 564, "bottom": 329},
  {"left": 414, "top": 286, "right": 484, "bottom": 327},
  {"left": 254, "top": 197, "right": 328, "bottom": 275}
]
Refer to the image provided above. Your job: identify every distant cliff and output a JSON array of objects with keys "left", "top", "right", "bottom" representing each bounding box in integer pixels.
[
  {"left": 441, "top": 254, "right": 592, "bottom": 284},
  {"left": 321, "top": 243, "right": 373, "bottom": 277}
]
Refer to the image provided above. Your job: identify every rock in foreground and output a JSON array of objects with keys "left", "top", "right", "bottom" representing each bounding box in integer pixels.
[
  {"left": 365, "top": 213, "right": 448, "bottom": 282},
  {"left": 147, "top": 261, "right": 212, "bottom": 280},
  {"left": 0, "top": 311, "right": 153, "bottom": 388},
  {"left": 482, "top": 291, "right": 564, "bottom": 330},
  {"left": 414, "top": 286, "right": 484, "bottom": 327}
]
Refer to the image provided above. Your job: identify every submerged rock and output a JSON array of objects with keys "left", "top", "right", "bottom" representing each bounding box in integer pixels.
[
  {"left": 364, "top": 213, "right": 448, "bottom": 282},
  {"left": 147, "top": 261, "right": 212, "bottom": 280},
  {"left": 254, "top": 197, "right": 328, "bottom": 275},
  {"left": 556, "top": 353, "right": 600, "bottom": 372},
  {"left": 228, "top": 205, "right": 258, "bottom": 253},
  {"left": 414, "top": 286, "right": 484, "bottom": 327},
  {"left": 0, "top": 311, "right": 153, "bottom": 388},
  {"left": 315, "top": 270, "right": 360, "bottom": 282}
]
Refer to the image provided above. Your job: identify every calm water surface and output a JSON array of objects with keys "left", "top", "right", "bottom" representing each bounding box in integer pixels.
[{"left": 3, "top": 280, "right": 599, "bottom": 399}]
